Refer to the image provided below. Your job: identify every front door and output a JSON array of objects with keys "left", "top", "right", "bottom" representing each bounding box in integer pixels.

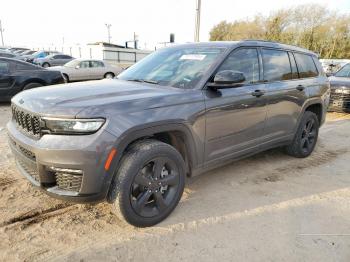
[
  {"left": 0, "top": 60, "right": 15, "bottom": 98},
  {"left": 204, "top": 48, "right": 267, "bottom": 164}
]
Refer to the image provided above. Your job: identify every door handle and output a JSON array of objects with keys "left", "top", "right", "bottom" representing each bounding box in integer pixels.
[
  {"left": 296, "top": 85, "right": 305, "bottom": 91},
  {"left": 251, "top": 90, "right": 265, "bottom": 97}
]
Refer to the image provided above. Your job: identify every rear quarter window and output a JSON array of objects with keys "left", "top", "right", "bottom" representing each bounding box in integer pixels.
[{"left": 294, "top": 53, "right": 318, "bottom": 78}]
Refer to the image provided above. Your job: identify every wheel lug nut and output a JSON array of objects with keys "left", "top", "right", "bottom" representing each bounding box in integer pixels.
[
  {"left": 148, "top": 182, "right": 151, "bottom": 185},
  {"left": 158, "top": 182, "right": 161, "bottom": 185},
  {"left": 149, "top": 190, "right": 152, "bottom": 193}
]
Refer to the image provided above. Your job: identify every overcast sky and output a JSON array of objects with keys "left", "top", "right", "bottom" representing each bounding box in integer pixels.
[{"left": 1, "top": 0, "right": 349, "bottom": 50}]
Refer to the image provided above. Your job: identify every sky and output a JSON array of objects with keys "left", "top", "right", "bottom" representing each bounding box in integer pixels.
[{"left": 1, "top": 0, "right": 350, "bottom": 50}]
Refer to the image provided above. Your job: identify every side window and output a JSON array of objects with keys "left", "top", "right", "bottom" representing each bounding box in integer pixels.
[
  {"left": 0, "top": 61, "right": 9, "bottom": 74},
  {"left": 217, "top": 48, "right": 259, "bottom": 84},
  {"left": 288, "top": 52, "right": 299, "bottom": 79},
  {"left": 79, "top": 61, "right": 90, "bottom": 68},
  {"left": 262, "top": 49, "right": 292, "bottom": 81},
  {"left": 53, "top": 55, "right": 62, "bottom": 59},
  {"left": 90, "top": 61, "right": 104, "bottom": 68},
  {"left": 334, "top": 64, "right": 350, "bottom": 77},
  {"left": 61, "top": 55, "right": 72, "bottom": 59},
  {"left": 294, "top": 53, "right": 318, "bottom": 78}
]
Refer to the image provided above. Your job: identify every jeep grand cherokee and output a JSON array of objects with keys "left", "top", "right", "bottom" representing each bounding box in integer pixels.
[{"left": 7, "top": 41, "right": 330, "bottom": 227}]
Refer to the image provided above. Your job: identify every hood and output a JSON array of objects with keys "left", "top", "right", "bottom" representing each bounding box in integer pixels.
[
  {"left": 11, "top": 79, "right": 189, "bottom": 118},
  {"left": 329, "top": 76, "right": 350, "bottom": 87}
]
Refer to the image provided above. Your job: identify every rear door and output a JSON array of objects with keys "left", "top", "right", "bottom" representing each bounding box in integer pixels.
[
  {"left": 261, "top": 49, "right": 311, "bottom": 142},
  {"left": 89, "top": 61, "right": 106, "bottom": 79},
  {"left": 204, "top": 48, "right": 267, "bottom": 163}
]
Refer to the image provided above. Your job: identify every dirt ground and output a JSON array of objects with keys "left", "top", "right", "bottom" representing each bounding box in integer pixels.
[{"left": 1, "top": 103, "right": 350, "bottom": 262}]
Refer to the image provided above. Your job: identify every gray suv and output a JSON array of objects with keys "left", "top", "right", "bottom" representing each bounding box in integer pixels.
[{"left": 7, "top": 41, "right": 330, "bottom": 227}]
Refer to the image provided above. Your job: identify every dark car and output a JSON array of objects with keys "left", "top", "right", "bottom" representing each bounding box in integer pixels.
[
  {"left": 0, "top": 58, "right": 64, "bottom": 101},
  {"left": 7, "top": 41, "right": 329, "bottom": 227},
  {"left": 0, "top": 51, "right": 25, "bottom": 61},
  {"left": 328, "top": 63, "right": 350, "bottom": 112}
]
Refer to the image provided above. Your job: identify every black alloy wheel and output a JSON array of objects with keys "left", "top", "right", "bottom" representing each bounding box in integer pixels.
[{"left": 130, "top": 157, "right": 180, "bottom": 218}]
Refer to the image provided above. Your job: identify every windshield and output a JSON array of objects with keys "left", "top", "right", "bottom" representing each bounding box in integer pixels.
[
  {"left": 118, "top": 46, "right": 225, "bottom": 88},
  {"left": 64, "top": 59, "right": 81, "bottom": 67},
  {"left": 335, "top": 64, "right": 350, "bottom": 77}
]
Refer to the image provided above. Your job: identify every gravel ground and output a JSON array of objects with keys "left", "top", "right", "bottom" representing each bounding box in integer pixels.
[{"left": 0, "top": 102, "right": 350, "bottom": 262}]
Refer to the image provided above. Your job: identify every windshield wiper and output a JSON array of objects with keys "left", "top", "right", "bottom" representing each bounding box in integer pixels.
[{"left": 126, "top": 79, "right": 159, "bottom": 85}]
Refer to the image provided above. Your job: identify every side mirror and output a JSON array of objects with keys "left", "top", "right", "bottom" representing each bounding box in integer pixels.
[
  {"left": 208, "top": 70, "right": 246, "bottom": 89},
  {"left": 326, "top": 72, "right": 334, "bottom": 77}
]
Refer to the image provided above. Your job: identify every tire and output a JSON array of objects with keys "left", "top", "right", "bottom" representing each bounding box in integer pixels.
[
  {"left": 62, "top": 74, "right": 69, "bottom": 83},
  {"left": 104, "top": 72, "right": 115, "bottom": 79},
  {"left": 285, "top": 111, "right": 319, "bottom": 158},
  {"left": 109, "top": 139, "right": 185, "bottom": 227},
  {"left": 23, "top": 82, "right": 43, "bottom": 90},
  {"left": 42, "top": 62, "right": 50, "bottom": 68}
]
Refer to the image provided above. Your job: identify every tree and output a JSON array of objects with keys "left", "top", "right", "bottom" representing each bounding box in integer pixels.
[{"left": 209, "top": 4, "right": 350, "bottom": 59}]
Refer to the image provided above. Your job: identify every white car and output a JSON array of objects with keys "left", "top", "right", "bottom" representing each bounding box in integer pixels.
[{"left": 48, "top": 59, "right": 123, "bottom": 82}]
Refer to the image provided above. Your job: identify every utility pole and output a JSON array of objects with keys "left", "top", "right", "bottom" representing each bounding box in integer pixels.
[
  {"left": 105, "top": 23, "right": 112, "bottom": 44},
  {"left": 0, "top": 20, "right": 4, "bottom": 46},
  {"left": 194, "top": 0, "right": 201, "bottom": 42}
]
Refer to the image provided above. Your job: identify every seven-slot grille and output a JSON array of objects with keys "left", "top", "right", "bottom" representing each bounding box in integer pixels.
[{"left": 11, "top": 104, "right": 41, "bottom": 137}]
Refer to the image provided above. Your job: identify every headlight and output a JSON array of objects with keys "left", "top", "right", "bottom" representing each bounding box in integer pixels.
[{"left": 42, "top": 118, "right": 105, "bottom": 134}]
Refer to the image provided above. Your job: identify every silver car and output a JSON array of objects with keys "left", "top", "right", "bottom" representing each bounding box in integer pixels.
[
  {"left": 34, "top": 54, "right": 74, "bottom": 68},
  {"left": 48, "top": 59, "right": 123, "bottom": 82}
]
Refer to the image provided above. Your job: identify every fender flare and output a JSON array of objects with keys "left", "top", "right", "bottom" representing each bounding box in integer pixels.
[{"left": 295, "top": 98, "right": 324, "bottom": 132}]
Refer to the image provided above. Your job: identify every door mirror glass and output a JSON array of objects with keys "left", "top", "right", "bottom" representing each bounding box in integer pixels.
[{"left": 213, "top": 70, "right": 246, "bottom": 86}]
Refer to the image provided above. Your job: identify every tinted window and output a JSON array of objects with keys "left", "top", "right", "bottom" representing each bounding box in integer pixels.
[
  {"left": 294, "top": 53, "right": 318, "bottom": 78},
  {"left": 90, "top": 61, "right": 104, "bottom": 68},
  {"left": 52, "top": 55, "right": 61, "bottom": 59},
  {"left": 288, "top": 52, "right": 299, "bottom": 79},
  {"left": 335, "top": 64, "right": 350, "bottom": 77},
  {"left": 217, "top": 48, "right": 259, "bottom": 84},
  {"left": 262, "top": 49, "right": 292, "bottom": 81},
  {"left": 0, "top": 61, "right": 9, "bottom": 74},
  {"left": 61, "top": 55, "right": 72, "bottom": 59}
]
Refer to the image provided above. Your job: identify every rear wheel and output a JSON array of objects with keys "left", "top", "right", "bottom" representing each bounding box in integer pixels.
[
  {"left": 42, "top": 62, "right": 50, "bottom": 68},
  {"left": 23, "top": 82, "right": 43, "bottom": 90},
  {"left": 285, "top": 111, "right": 319, "bottom": 158},
  {"left": 109, "top": 140, "right": 185, "bottom": 227}
]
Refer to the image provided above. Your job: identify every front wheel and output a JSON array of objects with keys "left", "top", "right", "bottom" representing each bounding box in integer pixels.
[
  {"left": 104, "top": 72, "right": 115, "bottom": 79},
  {"left": 285, "top": 111, "right": 319, "bottom": 158},
  {"left": 109, "top": 140, "right": 185, "bottom": 227}
]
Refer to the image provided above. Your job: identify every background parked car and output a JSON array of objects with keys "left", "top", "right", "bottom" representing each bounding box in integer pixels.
[
  {"left": 23, "top": 50, "right": 61, "bottom": 63},
  {"left": 48, "top": 59, "right": 123, "bottom": 82},
  {"left": 0, "top": 57, "right": 64, "bottom": 101},
  {"left": 34, "top": 54, "right": 74, "bottom": 68},
  {"left": 328, "top": 63, "right": 350, "bottom": 113}
]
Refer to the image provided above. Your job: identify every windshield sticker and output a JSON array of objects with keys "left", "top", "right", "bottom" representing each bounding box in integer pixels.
[{"left": 180, "top": 54, "right": 206, "bottom": 61}]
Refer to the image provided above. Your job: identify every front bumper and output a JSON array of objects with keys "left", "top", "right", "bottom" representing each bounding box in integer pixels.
[
  {"left": 7, "top": 120, "right": 118, "bottom": 203},
  {"left": 328, "top": 88, "right": 350, "bottom": 113}
]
